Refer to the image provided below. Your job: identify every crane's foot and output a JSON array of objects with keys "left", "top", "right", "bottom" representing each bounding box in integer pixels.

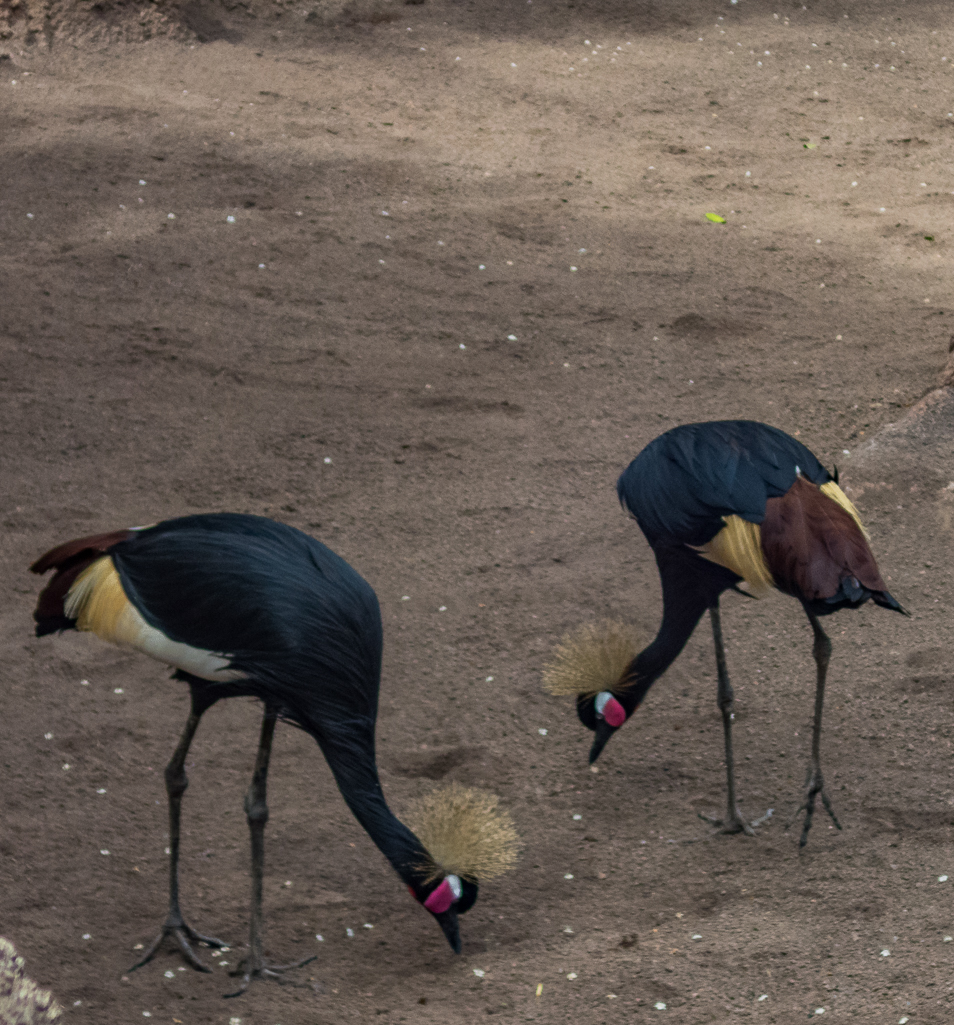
[
  {"left": 698, "top": 806, "right": 772, "bottom": 836},
  {"left": 224, "top": 952, "right": 317, "bottom": 998},
  {"left": 130, "top": 918, "right": 229, "bottom": 973},
  {"left": 785, "top": 770, "right": 842, "bottom": 848}
]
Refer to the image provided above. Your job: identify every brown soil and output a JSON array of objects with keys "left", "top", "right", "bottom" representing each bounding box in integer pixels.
[{"left": 3, "top": 1, "right": 954, "bottom": 1022}]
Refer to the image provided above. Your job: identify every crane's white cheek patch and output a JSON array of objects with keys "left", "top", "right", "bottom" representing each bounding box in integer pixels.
[{"left": 603, "top": 696, "right": 626, "bottom": 727}]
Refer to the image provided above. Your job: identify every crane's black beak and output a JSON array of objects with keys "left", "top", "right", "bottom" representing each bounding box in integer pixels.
[
  {"left": 588, "top": 718, "right": 616, "bottom": 764},
  {"left": 434, "top": 907, "right": 461, "bottom": 953}
]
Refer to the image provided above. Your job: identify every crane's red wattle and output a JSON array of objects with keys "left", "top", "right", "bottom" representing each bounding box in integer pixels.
[
  {"left": 423, "top": 878, "right": 457, "bottom": 914},
  {"left": 603, "top": 696, "right": 626, "bottom": 727}
]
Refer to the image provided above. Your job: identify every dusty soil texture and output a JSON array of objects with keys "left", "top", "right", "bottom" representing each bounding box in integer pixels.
[{"left": 3, "top": 0, "right": 954, "bottom": 1022}]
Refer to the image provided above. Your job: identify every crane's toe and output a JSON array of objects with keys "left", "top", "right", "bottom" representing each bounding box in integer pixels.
[
  {"left": 698, "top": 806, "right": 771, "bottom": 837},
  {"left": 130, "top": 921, "right": 228, "bottom": 973},
  {"left": 785, "top": 772, "right": 842, "bottom": 848},
  {"left": 223, "top": 951, "right": 318, "bottom": 998}
]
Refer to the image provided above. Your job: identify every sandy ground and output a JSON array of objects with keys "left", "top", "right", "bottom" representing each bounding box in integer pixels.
[{"left": 3, "top": 0, "right": 954, "bottom": 1022}]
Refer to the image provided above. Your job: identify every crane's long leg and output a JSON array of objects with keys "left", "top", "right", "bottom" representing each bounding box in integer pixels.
[
  {"left": 786, "top": 608, "right": 842, "bottom": 848},
  {"left": 698, "top": 601, "right": 758, "bottom": 835},
  {"left": 131, "top": 697, "right": 227, "bottom": 972},
  {"left": 226, "top": 707, "right": 315, "bottom": 998}
]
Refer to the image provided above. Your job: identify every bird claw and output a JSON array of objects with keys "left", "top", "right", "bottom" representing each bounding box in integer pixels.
[
  {"left": 785, "top": 772, "right": 842, "bottom": 847},
  {"left": 129, "top": 920, "right": 228, "bottom": 973},
  {"left": 698, "top": 807, "right": 770, "bottom": 837},
  {"left": 223, "top": 952, "right": 317, "bottom": 998}
]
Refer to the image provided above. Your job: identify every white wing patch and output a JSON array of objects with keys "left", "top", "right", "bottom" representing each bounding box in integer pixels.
[{"left": 65, "top": 557, "right": 247, "bottom": 683}]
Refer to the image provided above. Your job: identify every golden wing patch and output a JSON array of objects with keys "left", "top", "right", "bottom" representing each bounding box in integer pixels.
[
  {"left": 697, "top": 515, "right": 775, "bottom": 594},
  {"left": 64, "top": 556, "right": 245, "bottom": 682}
]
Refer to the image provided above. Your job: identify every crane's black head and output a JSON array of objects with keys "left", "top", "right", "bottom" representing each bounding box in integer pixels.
[
  {"left": 413, "top": 875, "right": 478, "bottom": 953},
  {"left": 577, "top": 690, "right": 639, "bottom": 764}
]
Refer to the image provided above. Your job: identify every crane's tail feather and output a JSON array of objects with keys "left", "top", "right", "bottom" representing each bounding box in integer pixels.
[
  {"left": 541, "top": 620, "right": 642, "bottom": 698},
  {"left": 405, "top": 784, "right": 522, "bottom": 884}
]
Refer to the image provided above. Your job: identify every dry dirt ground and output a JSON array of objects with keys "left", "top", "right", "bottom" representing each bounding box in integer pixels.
[{"left": 3, "top": 0, "right": 954, "bottom": 1022}]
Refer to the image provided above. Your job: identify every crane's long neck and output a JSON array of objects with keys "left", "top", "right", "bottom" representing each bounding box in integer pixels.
[
  {"left": 314, "top": 725, "right": 426, "bottom": 888},
  {"left": 621, "top": 545, "right": 739, "bottom": 706}
]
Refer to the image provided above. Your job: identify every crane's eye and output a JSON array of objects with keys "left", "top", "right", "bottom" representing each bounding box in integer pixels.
[
  {"left": 594, "top": 691, "right": 626, "bottom": 727},
  {"left": 423, "top": 874, "right": 463, "bottom": 913}
]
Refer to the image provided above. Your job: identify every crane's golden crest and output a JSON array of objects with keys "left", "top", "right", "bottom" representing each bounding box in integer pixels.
[
  {"left": 0, "top": 937, "right": 63, "bottom": 1023},
  {"left": 65, "top": 556, "right": 244, "bottom": 682},
  {"left": 541, "top": 620, "right": 641, "bottom": 698},
  {"left": 406, "top": 784, "right": 522, "bottom": 884}
]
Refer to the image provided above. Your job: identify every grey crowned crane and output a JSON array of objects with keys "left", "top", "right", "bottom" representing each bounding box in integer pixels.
[
  {"left": 31, "top": 513, "right": 519, "bottom": 994},
  {"left": 544, "top": 421, "right": 906, "bottom": 847}
]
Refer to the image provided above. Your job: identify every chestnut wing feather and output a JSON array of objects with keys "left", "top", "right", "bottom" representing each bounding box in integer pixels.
[{"left": 761, "top": 477, "right": 887, "bottom": 601}]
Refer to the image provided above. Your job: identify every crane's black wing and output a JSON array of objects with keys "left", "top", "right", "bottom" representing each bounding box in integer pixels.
[
  {"left": 109, "top": 513, "right": 383, "bottom": 728},
  {"left": 617, "top": 421, "right": 831, "bottom": 547}
]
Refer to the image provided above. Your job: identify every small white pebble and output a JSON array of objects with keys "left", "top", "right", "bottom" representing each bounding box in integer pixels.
[
  {"left": 881, "top": 949, "right": 890, "bottom": 956},
  {"left": 346, "top": 928, "right": 355, "bottom": 938},
  {"left": 692, "top": 934, "right": 703, "bottom": 940},
  {"left": 538, "top": 728, "right": 548, "bottom": 736},
  {"left": 82, "top": 933, "right": 91, "bottom": 940},
  {"left": 97, "top": 789, "right": 106, "bottom": 795},
  {"left": 402, "top": 595, "right": 410, "bottom": 601},
  {"left": 654, "top": 1001, "right": 666, "bottom": 1010},
  {"left": 101, "top": 850, "right": 110, "bottom": 856},
  {"left": 381, "top": 211, "right": 389, "bottom": 216},
  {"left": 474, "top": 968, "right": 486, "bottom": 977},
  {"left": 564, "top": 874, "right": 574, "bottom": 880},
  {"left": 510, "top": 62, "right": 517, "bottom": 67},
  {"left": 143, "top": 1014, "right": 151, "bottom": 1018},
  {"left": 572, "top": 814, "right": 582, "bottom": 821},
  {"left": 843, "top": 449, "right": 850, "bottom": 455},
  {"left": 114, "top": 688, "right": 124, "bottom": 694},
  {"left": 27, "top": 212, "right": 34, "bottom": 219},
  {"left": 563, "top": 927, "right": 574, "bottom": 934},
  {"left": 940, "top": 875, "right": 949, "bottom": 882},
  {"left": 570, "top": 266, "right": 578, "bottom": 272},
  {"left": 139, "top": 179, "right": 146, "bottom": 185},
  {"left": 167, "top": 213, "right": 175, "bottom": 220},
  {"left": 324, "top": 457, "right": 332, "bottom": 464},
  {"left": 229, "top": 1019, "right": 241, "bottom": 1025},
  {"left": 485, "top": 676, "right": 494, "bottom": 682},
  {"left": 363, "top": 923, "right": 373, "bottom": 929},
  {"left": 459, "top": 343, "right": 466, "bottom": 349},
  {"left": 379, "top": 259, "right": 385, "bottom": 264},
  {"left": 607, "top": 994, "right": 617, "bottom": 1000},
  {"left": 567, "top": 972, "right": 578, "bottom": 979},
  {"left": 836, "top": 335, "right": 843, "bottom": 341},
  {"left": 73, "top": 1000, "right": 82, "bottom": 1006},
  {"left": 283, "top": 880, "right": 292, "bottom": 887},
  {"left": 746, "top": 171, "right": 752, "bottom": 177},
  {"left": 758, "top": 994, "right": 768, "bottom": 1001},
  {"left": 851, "top": 181, "right": 858, "bottom": 187},
  {"left": 226, "top": 215, "right": 236, "bottom": 223},
  {"left": 164, "top": 970, "right": 175, "bottom": 979},
  {"left": 258, "top": 263, "right": 266, "bottom": 269},
  {"left": 81, "top": 679, "right": 89, "bottom": 686},
  {"left": 44, "top": 733, "right": 53, "bottom": 740},
  {"left": 165, "top": 847, "right": 171, "bottom": 855},
  {"left": 507, "top": 334, "right": 518, "bottom": 340},
  {"left": 815, "top": 1010, "right": 825, "bottom": 1017},
  {"left": 439, "top": 606, "right": 447, "bottom": 612},
  {"left": 62, "top": 764, "right": 70, "bottom": 771},
  {"left": 900, "top": 1018, "right": 909, "bottom": 1024},
  {"left": 478, "top": 264, "right": 486, "bottom": 270}
]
